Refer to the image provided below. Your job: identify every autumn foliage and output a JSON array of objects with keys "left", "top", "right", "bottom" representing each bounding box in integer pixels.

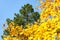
[{"left": 2, "top": 0, "right": 60, "bottom": 40}]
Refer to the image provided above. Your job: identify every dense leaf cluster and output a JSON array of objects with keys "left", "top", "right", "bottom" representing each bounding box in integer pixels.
[{"left": 6, "top": 4, "right": 40, "bottom": 28}]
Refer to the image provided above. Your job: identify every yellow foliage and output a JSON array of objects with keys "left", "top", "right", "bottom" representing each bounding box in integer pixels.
[{"left": 2, "top": 0, "right": 60, "bottom": 40}]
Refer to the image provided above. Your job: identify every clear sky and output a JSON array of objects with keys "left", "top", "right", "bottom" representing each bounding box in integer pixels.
[{"left": 0, "top": 0, "right": 40, "bottom": 40}]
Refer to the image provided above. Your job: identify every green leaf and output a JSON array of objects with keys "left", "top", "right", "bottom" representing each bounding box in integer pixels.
[{"left": 3, "top": 30, "right": 9, "bottom": 35}]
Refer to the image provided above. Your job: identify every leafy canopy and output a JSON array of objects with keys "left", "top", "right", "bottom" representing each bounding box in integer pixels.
[{"left": 6, "top": 4, "right": 40, "bottom": 28}]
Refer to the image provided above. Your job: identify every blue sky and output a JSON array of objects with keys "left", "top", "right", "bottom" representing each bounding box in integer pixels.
[{"left": 0, "top": 0, "right": 40, "bottom": 40}]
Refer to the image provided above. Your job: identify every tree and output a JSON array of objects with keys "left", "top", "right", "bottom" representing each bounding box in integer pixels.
[
  {"left": 2, "top": 0, "right": 60, "bottom": 40},
  {"left": 6, "top": 4, "right": 40, "bottom": 28},
  {"left": 6, "top": 18, "right": 12, "bottom": 25}
]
